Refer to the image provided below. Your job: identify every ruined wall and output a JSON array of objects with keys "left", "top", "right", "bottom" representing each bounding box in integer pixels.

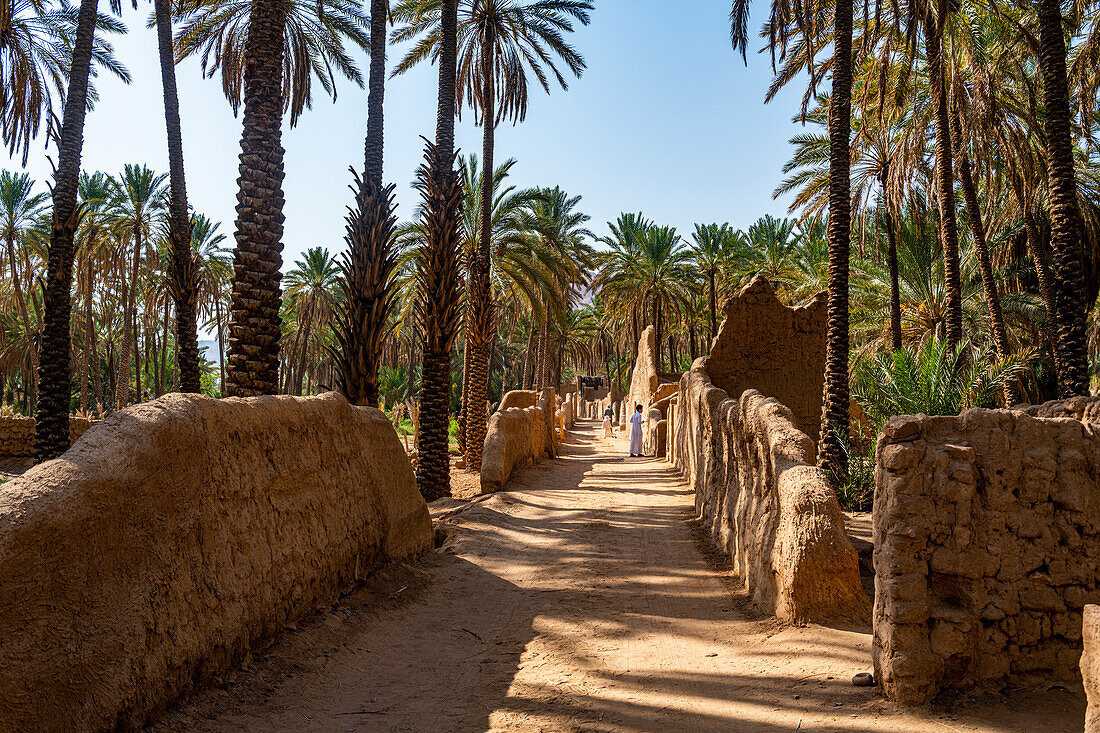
[
  {"left": 626, "top": 325, "right": 660, "bottom": 413},
  {"left": 0, "top": 392, "right": 432, "bottom": 731},
  {"left": 674, "top": 361, "right": 869, "bottom": 624},
  {"left": 499, "top": 390, "right": 539, "bottom": 411},
  {"left": 706, "top": 275, "right": 826, "bottom": 444},
  {"left": 481, "top": 388, "right": 557, "bottom": 493},
  {"left": 1083, "top": 605, "right": 1100, "bottom": 731},
  {"left": 874, "top": 407, "right": 1100, "bottom": 704},
  {"left": 0, "top": 416, "right": 95, "bottom": 459}
]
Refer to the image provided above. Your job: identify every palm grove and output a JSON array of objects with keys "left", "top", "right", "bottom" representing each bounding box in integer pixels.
[{"left": 1, "top": 0, "right": 1099, "bottom": 500}]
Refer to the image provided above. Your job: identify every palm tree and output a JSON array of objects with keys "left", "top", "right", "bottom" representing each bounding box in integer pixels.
[
  {"left": 36, "top": 0, "right": 122, "bottom": 460},
  {"left": 109, "top": 164, "right": 167, "bottom": 410},
  {"left": 191, "top": 214, "right": 231, "bottom": 389},
  {"left": 283, "top": 247, "right": 340, "bottom": 395},
  {"left": 1038, "top": 0, "right": 1089, "bottom": 395},
  {"left": 392, "top": 0, "right": 591, "bottom": 472},
  {"left": 75, "top": 172, "right": 114, "bottom": 413},
  {"left": 732, "top": 0, "right": 855, "bottom": 482},
  {"left": 175, "top": 0, "right": 370, "bottom": 396},
  {"left": 152, "top": 0, "right": 199, "bottom": 392},
  {"left": 691, "top": 223, "right": 736, "bottom": 341},
  {"left": 335, "top": 0, "right": 399, "bottom": 409},
  {"left": 0, "top": 172, "right": 47, "bottom": 409},
  {"left": 412, "top": 0, "right": 462, "bottom": 501}
]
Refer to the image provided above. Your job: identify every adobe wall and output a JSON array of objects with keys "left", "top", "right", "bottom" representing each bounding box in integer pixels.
[
  {"left": 0, "top": 415, "right": 95, "bottom": 459},
  {"left": 706, "top": 275, "right": 826, "bottom": 444},
  {"left": 873, "top": 406, "right": 1100, "bottom": 704},
  {"left": 674, "top": 361, "right": 869, "bottom": 624},
  {"left": 0, "top": 392, "right": 432, "bottom": 731},
  {"left": 1083, "top": 605, "right": 1100, "bottom": 731},
  {"left": 481, "top": 388, "right": 557, "bottom": 493}
]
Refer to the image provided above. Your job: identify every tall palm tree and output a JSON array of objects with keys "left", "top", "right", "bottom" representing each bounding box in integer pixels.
[
  {"left": 335, "top": 0, "right": 400, "bottom": 408},
  {"left": 412, "top": 0, "right": 462, "bottom": 501},
  {"left": 109, "top": 164, "right": 167, "bottom": 410},
  {"left": 175, "top": 0, "right": 370, "bottom": 396},
  {"left": 284, "top": 247, "right": 340, "bottom": 395},
  {"left": 691, "top": 223, "right": 736, "bottom": 341},
  {"left": 1038, "top": 0, "right": 1089, "bottom": 395},
  {"left": 75, "top": 171, "right": 114, "bottom": 413},
  {"left": 0, "top": 172, "right": 47, "bottom": 409},
  {"left": 732, "top": 0, "right": 856, "bottom": 481},
  {"left": 152, "top": 0, "right": 199, "bottom": 392},
  {"left": 36, "top": 0, "right": 123, "bottom": 460},
  {"left": 392, "top": 0, "right": 591, "bottom": 471}
]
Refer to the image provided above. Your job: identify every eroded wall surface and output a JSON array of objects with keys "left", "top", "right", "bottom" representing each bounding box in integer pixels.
[
  {"left": 874, "top": 407, "right": 1100, "bottom": 704},
  {"left": 674, "top": 362, "right": 869, "bottom": 624},
  {"left": 706, "top": 275, "right": 826, "bottom": 443},
  {"left": 0, "top": 392, "right": 432, "bottom": 730},
  {"left": 481, "top": 388, "right": 557, "bottom": 493},
  {"left": 0, "top": 415, "right": 95, "bottom": 458}
]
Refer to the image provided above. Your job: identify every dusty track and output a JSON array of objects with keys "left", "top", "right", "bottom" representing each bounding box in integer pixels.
[{"left": 153, "top": 421, "right": 1083, "bottom": 732}]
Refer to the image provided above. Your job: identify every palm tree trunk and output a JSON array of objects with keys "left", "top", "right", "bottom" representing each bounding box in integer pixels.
[
  {"left": 1039, "top": 0, "right": 1089, "bottom": 395},
  {"left": 464, "top": 34, "right": 498, "bottom": 472},
  {"left": 7, "top": 233, "right": 39, "bottom": 401},
  {"left": 160, "top": 300, "right": 170, "bottom": 394},
  {"left": 224, "top": 0, "right": 288, "bottom": 398},
  {"left": 415, "top": 0, "right": 461, "bottom": 502},
  {"left": 956, "top": 145, "right": 1013, "bottom": 380},
  {"left": 923, "top": 10, "right": 964, "bottom": 345},
  {"left": 294, "top": 317, "right": 313, "bottom": 396},
  {"left": 538, "top": 299, "right": 551, "bottom": 388},
  {"left": 818, "top": 0, "right": 853, "bottom": 483},
  {"left": 708, "top": 270, "right": 718, "bottom": 341},
  {"left": 115, "top": 228, "right": 143, "bottom": 410},
  {"left": 884, "top": 208, "right": 903, "bottom": 352},
  {"left": 215, "top": 295, "right": 225, "bottom": 390},
  {"left": 521, "top": 324, "right": 535, "bottom": 389},
  {"left": 155, "top": 0, "right": 199, "bottom": 393}
]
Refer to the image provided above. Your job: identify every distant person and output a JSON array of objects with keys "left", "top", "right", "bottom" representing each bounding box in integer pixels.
[
  {"left": 629, "top": 404, "right": 644, "bottom": 457},
  {"left": 603, "top": 405, "right": 615, "bottom": 438}
]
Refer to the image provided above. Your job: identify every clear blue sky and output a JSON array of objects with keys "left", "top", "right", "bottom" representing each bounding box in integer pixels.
[{"left": 6, "top": 0, "right": 806, "bottom": 267}]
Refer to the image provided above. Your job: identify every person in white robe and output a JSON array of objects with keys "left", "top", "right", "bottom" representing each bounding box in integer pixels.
[{"left": 629, "top": 404, "right": 644, "bottom": 456}]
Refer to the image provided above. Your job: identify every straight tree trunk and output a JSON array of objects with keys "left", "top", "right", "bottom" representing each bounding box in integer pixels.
[
  {"left": 224, "top": 0, "right": 289, "bottom": 397},
  {"left": 7, "top": 233, "right": 38, "bottom": 403},
  {"left": 885, "top": 209, "right": 903, "bottom": 352},
  {"left": 923, "top": 10, "right": 964, "bottom": 344},
  {"left": 34, "top": 0, "right": 99, "bottom": 458},
  {"left": 415, "top": 0, "right": 462, "bottom": 502},
  {"left": 115, "top": 229, "right": 143, "bottom": 410},
  {"left": 818, "top": 0, "right": 854, "bottom": 483},
  {"left": 155, "top": 0, "right": 199, "bottom": 393},
  {"left": 708, "top": 270, "right": 718, "bottom": 342},
  {"left": 1039, "top": 0, "right": 1089, "bottom": 395},
  {"left": 464, "top": 32, "right": 498, "bottom": 472},
  {"left": 521, "top": 325, "right": 535, "bottom": 389},
  {"left": 215, "top": 295, "right": 225, "bottom": 391}
]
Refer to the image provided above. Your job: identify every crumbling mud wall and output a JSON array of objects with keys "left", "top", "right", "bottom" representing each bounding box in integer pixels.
[
  {"left": 674, "top": 362, "right": 869, "bottom": 624},
  {"left": 706, "top": 275, "right": 826, "bottom": 444},
  {"left": 1083, "top": 605, "right": 1100, "bottom": 731},
  {"left": 0, "top": 415, "right": 95, "bottom": 459},
  {"left": 0, "top": 392, "right": 432, "bottom": 731},
  {"left": 482, "top": 388, "right": 557, "bottom": 493},
  {"left": 874, "top": 407, "right": 1100, "bottom": 704}
]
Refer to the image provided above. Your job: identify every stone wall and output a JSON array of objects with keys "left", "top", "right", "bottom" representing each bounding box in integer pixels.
[
  {"left": 706, "top": 275, "right": 826, "bottom": 444},
  {"left": 0, "top": 392, "right": 433, "bottom": 731},
  {"left": 481, "top": 388, "right": 557, "bottom": 493},
  {"left": 873, "top": 407, "right": 1100, "bottom": 704},
  {"left": 674, "top": 360, "right": 869, "bottom": 624},
  {"left": 0, "top": 415, "right": 95, "bottom": 459}
]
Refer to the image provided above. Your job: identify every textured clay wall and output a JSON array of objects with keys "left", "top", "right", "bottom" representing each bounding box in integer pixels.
[
  {"left": 874, "top": 407, "right": 1100, "bottom": 704},
  {"left": 481, "top": 388, "right": 557, "bottom": 493},
  {"left": 706, "top": 275, "right": 826, "bottom": 444},
  {"left": 674, "top": 361, "right": 869, "bottom": 624},
  {"left": 0, "top": 416, "right": 95, "bottom": 458},
  {"left": 0, "top": 392, "right": 433, "bottom": 731},
  {"left": 1083, "top": 605, "right": 1100, "bottom": 731}
]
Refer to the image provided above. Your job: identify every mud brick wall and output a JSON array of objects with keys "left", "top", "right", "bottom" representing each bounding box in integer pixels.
[
  {"left": 874, "top": 407, "right": 1100, "bottom": 704},
  {"left": 0, "top": 416, "right": 95, "bottom": 458}
]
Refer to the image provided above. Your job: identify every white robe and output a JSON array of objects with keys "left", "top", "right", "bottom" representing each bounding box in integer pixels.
[{"left": 629, "top": 411, "right": 644, "bottom": 455}]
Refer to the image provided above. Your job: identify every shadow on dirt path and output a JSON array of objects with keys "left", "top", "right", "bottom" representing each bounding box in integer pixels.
[{"left": 152, "top": 420, "right": 1084, "bottom": 732}]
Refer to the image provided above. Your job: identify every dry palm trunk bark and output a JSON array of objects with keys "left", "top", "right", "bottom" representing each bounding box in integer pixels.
[
  {"left": 155, "top": 0, "right": 198, "bottom": 393},
  {"left": 34, "top": 0, "right": 99, "bottom": 457},
  {"left": 521, "top": 326, "right": 535, "bottom": 389},
  {"left": 415, "top": 0, "right": 462, "bottom": 502},
  {"left": 707, "top": 269, "right": 718, "bottom": 342},
  {"left": 923, "top": 11, "right": 964, "bottom": 345},
  {"left": 537, "top": 299, "right": 551, "bottom": 388},
  {"left": 335, "top": 0, "right": 398, "bottom": 408},
  {"left": 224, "top": 0, "right": 288, "bottom": 397},
  {"left": 1039, "top": 0, "right": 1089, "bottom": 396},
  {"left": 818, "top": 0, "right": 853, "bottom": 483},
  {"left": 464, "top": 33, "right": 498, "bottom": 472}
]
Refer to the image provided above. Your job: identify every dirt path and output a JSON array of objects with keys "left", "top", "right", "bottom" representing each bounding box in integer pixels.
[{"left": 153, "top": 421, "right": 1083, "bottom": 732}]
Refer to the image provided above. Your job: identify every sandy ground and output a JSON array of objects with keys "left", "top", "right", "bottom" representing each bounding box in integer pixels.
[{"left": 151, "top": 420, "right": 1084, "bottom": 732}]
